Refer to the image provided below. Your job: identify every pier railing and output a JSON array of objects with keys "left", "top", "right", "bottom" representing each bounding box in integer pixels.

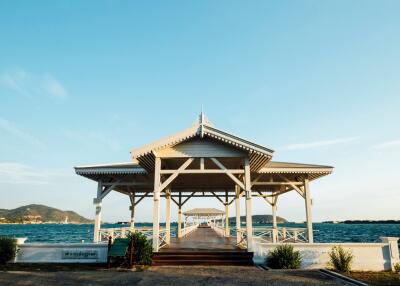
[
  {"left": 209, "top": 222, "right": 226, "bottom": 237},
  {"left": 233, "top": 227, "right": 308, "bottom": 247},
  {"left": 98, "top": 227, "right": 168, "bottom": 249},
  {"left": 253, "top": 227, "right": 308, "bottom": 243},
  {"left": 181, "top": 223, "right": 199, "bottom": 237}
]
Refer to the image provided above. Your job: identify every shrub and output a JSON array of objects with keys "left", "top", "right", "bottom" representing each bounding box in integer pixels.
[
  {"left": 266, "top": 244, "right": 302, "bottom": 269},
  {"left": 394, "top": 262, "right": 400, "bottom": 273},
  {"left": 328, "top": 245, "right": 353, "bottom": 274},
  {"left": 0, "top": 236, "right": 17, "bottom": 264},
  {"left": 127, "top": 232, "right": 152, "bottom": 266}
]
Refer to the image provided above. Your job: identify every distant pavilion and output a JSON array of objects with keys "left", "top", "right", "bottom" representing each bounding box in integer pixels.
[{"left": 75, "top": 113, "right": 333, "bottom": 252}]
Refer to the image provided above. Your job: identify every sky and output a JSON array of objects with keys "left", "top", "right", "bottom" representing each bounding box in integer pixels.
[{"left": 0, "top": 1, "right": 399, "bottom": 223}]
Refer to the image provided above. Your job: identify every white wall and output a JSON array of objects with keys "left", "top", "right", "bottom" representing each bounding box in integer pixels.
[
  {"left": 15, "top": 243, "right": 108, "bottom": 263},
  {"left": 253, "top": 237, "right": 399, "bottom": 271}
]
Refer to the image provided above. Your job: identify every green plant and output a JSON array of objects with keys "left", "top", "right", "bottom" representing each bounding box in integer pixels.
[
  {"left": 0, "top": 236, "right": 17, "bottom": 264},
  {"left": 266, "top": 244, "right": 302, "bottom": 269},
  {"left": 394, "top": 262, "right": 400, "bottom": 273},
  {"left": 328, "top": 245, "right": 354, "bottom": 274},
  {"left": 127, "top": 232, "right": 152, "bottom": 266}
]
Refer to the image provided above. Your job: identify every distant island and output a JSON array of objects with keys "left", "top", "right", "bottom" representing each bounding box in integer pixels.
[
  {"left": 228, "top": 214, "right": 287, "bottom": 224},
  {"left": 322, "top": 220, "right": 400, "bottom": 224},
  {"left": 0, "top": 204, "right": 92, "bottom": 224}
]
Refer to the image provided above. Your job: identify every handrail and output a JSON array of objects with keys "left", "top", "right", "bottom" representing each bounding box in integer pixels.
[
  {"left": 253, "top": 227, "right": 308, "bottom": 243},
  {"left": 230, "top": 227, "right": 308, "bottom": 245},
  {"left": 210, "top": 222, "right": 225, "bottom": 237},
  {"left": 181, "top": 223, "right": 199, "bottom": 237},
  {"left": 98, "top": 226, "right": 169, "bottom": 249}
]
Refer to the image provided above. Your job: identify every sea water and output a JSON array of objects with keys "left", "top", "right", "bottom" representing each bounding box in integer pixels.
[{"left": 0, "top": 223, "right": 399, "bottom": 244}]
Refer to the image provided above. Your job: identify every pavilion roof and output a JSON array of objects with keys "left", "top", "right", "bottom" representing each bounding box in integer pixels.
[
  {"left": 130, "top": 113, "right": 274, "bottom": 171},
  {"left": 258, "top": 161, "right": 333, "bottom": 181},
  {"left": 74, "top": 162, "right": 146, "bottom": 175},
  {"left": 183, "top": 208, "right": 225, "bottom": 216}
]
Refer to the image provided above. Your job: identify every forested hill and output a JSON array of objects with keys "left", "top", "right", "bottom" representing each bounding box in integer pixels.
[
  {"left": 228, "top": 214, "right": 288, "bottom": 224},
  {"left": 0, "top": 204, "right": 92, "bottom": 224}
]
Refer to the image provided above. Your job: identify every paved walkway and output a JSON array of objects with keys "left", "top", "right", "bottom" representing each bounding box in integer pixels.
[
  {"left": 0, "top": 266, "right": 354, "bottom": 286},
  {"left": 162, "top": 227, "right": 239, "bottom": 252}
]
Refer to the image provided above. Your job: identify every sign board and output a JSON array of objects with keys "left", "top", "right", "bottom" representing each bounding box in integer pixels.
[{"left": 61, "top": 249, "right": 99, "bottom": 259}]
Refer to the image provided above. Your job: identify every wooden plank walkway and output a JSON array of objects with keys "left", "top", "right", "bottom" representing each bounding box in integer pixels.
[{"left": 160, "top": 226, "right": 242, "bottom": 252}]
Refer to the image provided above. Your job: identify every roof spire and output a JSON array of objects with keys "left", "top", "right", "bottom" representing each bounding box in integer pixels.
[
  {"left": 199, "top": 105, "right": 205, "bottom": 125},
  {"left": 195, "top": 107, "right": 212, "bottom": 128}
]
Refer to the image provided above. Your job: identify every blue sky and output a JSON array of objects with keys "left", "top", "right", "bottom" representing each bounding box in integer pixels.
[{"left": 0, "top": 1, "right": 399, "bottom": 222}]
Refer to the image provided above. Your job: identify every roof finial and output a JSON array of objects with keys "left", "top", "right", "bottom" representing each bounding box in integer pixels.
[{"left": 199, "top": 105, "right": 205, "bottom": 125}]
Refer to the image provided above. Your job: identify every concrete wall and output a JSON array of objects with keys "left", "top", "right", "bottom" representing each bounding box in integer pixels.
[
  {"left": 15, "top": 243, "right": 108, "bottom": 263},
  {"left": 253, "top": 237, "right": 400, "bottom": 271}
]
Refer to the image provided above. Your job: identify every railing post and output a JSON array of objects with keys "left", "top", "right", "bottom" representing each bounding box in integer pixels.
[
  {"left": 272, "top": 228, "right": 278, "bottom": 243},
  {"left": 380, "top": 237, "right": 400, "bottom": 271}
]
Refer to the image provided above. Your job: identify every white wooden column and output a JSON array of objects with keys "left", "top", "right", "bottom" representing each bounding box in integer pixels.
[
  {"left": 152, "top": 157, "right": 161, "bottom": 251},
  {"left": 129, "top": 194, "right": 135, "bottom": 230},
  {"left": 177, "top": 193, "right": 182, "bottom": 238},
  {"left": 93, "top": 181, "right": 102, "bottom": 243},
  {"left": 165, "top": 189, "right": 171, "bottom": 244},
  {"left": 271, "top": 195, "right": 278, "bottom": 243},
  {"left": 224, "top": 203, "right": 230, "bottom": 237},
  {"left": 235, "top": 185, "right": 241, "bottom": 244},
  {"left": 272, "top": 203, "right": 277, "bottom": 229},
  {"left": 304, "top": 178, "right": 314, "bottom": 243},
  {"left": 244, "top": 158, "right": 253, "bottom": 251}
]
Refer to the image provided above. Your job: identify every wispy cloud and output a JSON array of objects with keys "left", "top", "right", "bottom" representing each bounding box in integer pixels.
[
  {"left": 42, "top": 74, "right": 68, "bottom": 99},
  {"left": 371, "top": 139, "right": 400, "bottom": 150},
  {"left": 0, "top": 117, "right": 45, "bottom": 149},
  {"left": 281, "top": 137, "right": 357, "bottom": 150},
  {"left": 0, "top": 68, "right": 68, "bottom": 99},
  {"left": 0, "top": 163, "right": 70, "bottom": 185}
]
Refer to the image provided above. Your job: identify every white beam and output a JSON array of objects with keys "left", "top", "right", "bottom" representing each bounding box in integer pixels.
[
  {"left": 211, "top": 192, "right": 224, "bottom": 204},
  {"left": 210, "top": 158, "right": 245, "bottom": 189},
  {"left": 159, "top": 158, "right": 194, "bottom": 191},
  {"left": 133, "top": 191, "right": 150, "bottom": 206},
  {"left": 181, "top": 191, "right": 196, "bottom": 206},
  {"left": 100, "top": 180, "right": 121, "bottom": 200},
  {"left": 277, "top": 174, "right": 305, "bottom": 198},
  {"left": 252, "top": 181, "right": 303, "bottom": 186},
  {"left": 200, "top": 158, "right": 204, "bottom": 170},
  {"left": 160, "top": 169, "right": 245, "bottom": 174}
]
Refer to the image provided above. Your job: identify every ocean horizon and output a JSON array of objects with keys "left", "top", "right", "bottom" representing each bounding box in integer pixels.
[{"left": 1, "top": 222, "right": 399, "bottom": 244}]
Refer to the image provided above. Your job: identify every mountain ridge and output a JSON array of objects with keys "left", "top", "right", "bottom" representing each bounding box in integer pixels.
[
  {"left": 228, "top": 214, "right": 288, "bottom": 224},
  {"left": 0, "top": 204, "right": 92, "bottom": 224}
]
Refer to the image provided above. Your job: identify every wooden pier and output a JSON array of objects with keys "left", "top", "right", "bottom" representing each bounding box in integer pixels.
[{"left": 152, "top": 226, "right": 253, "bottom": 266}]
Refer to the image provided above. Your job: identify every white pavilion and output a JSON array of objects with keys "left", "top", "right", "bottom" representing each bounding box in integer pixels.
[{"left": 75, "top": 113, "right": 333, "bottom": 252}]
